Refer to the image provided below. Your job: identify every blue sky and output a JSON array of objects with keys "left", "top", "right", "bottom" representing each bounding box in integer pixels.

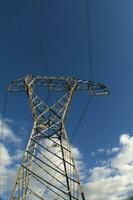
[{"left": 1, "top": 0, "right": 133, "bottom": 199}]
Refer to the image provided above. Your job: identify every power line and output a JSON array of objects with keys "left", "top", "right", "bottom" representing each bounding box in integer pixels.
[
  {"left": 70, "top": 0, "right": 94, "bottom": 143},
  {"left": 39, "top": 36, "right": 48, "bottom": 74},
  {"left": 70, "top": 96, "right": 92, "bottom": 143},
  {"left": 84, "top": 0, "right": 94, "bottom": 80}
]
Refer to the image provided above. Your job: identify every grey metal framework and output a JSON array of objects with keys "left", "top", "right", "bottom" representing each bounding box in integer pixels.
[{"left": 8, "top": 75, "right": 109, "bottom": 200}]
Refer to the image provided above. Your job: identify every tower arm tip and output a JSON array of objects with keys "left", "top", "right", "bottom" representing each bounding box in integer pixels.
[
  {"left": 89, "top": 83, "right": 110, "bottom": 96},
  {"left": 77, "top": 80, "right": 109, "bottom": 96},
  {"left": 8, "top": 78, "right": 25, "bottom": 92}
]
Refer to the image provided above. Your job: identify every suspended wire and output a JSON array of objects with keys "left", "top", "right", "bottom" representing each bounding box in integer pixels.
[
  {"left": 70, "top": 0, "right": 94, "bottom": 143},
  {"left": 39, "top": 36, "right": 48, "bottom": 75},
  {"left": 85, "top": 0, "right": 94, "bottom": 81},
  {"left": 70, "top": 96, "right": 92, "bottom": 143},
  {"left": 46, "top": 89, "right": 51, "bottom": 105},
  {"left": 37, "top": 6, "right": 48, "bottom": 75}
]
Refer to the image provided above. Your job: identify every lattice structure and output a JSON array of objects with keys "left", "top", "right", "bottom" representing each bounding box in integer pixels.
[{"left": 8, "top": 75, "right": 109, "bottom": 200}]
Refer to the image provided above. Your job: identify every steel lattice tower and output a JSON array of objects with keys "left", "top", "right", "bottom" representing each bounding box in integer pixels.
[{"left": 8, "top": 75, "right": 109, "bottom": 200}]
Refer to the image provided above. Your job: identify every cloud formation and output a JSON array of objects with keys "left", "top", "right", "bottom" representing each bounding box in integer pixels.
[
  {"left": 85, "top": 134, "right": 133, "bottom": 200},
  {"left": 0, "top": 118, "right": 23, "bottom": 197},
  {"left": 0, "top": 142, "right": 20, "bottom": 196},
  {"left": 0, "top": 118, "right": 21, "bottom": 142},
  {"left": 1, "top": 119, "right": 133, "bottom": 200}
]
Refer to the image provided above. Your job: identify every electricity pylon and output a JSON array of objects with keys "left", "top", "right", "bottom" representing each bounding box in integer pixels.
[{"left": 8, "top": 75, "right": 109, "bottom": 200}]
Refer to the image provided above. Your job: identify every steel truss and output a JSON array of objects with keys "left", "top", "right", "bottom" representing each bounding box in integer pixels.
[{"left": 8, "top": 75, "right": 109, "bottom": 200}]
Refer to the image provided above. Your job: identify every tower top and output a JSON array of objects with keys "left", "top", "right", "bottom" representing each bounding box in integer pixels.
[{"left": 8, "top": 75, "right": 109, "bottom": 96}]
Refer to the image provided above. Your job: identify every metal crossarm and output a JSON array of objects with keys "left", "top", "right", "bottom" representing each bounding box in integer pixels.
[
  {"left": 8, "top": 75, "right": 109, "bottom": 95},
  {"left": 8, "top": 75, "right": 109, "bottom": 200}
]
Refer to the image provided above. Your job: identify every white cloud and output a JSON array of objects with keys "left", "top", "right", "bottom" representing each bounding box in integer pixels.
[
  {"left": 0, "top": 143, "right": 20, "bottom": 196},
  {"left": 89, "top": 166, "right": 112, "bottom": 181},
  {"left": 2, "top": 130, "right": 133, "bottom": 200},
  {"left": 120, "top": 134, "right": 130, "bottom": 145},
  {"left": 0, "top": 117, "right": 23, "bottom": 197},
  {"left": 12, "top": 149, "right": 23, "bottom": 161},
  {"left": 98, "top": 148, "right": 105, "bottom": 153},
  {"left": 112, "top": 147, "right": 120, "bottom": 153},
  {"left": 84, "top": 134, "right": 133, "bottom": 200},
  {"left": 71, "top": 145, "right": 82, "bottom": 160},
  {"left": 0, "top": 143, "right": 12, "bottom": 166},
  {"left": 26, "top": 140, "right": 86, "bottom": 200},
  {"left": 0, "top": 119, "right": 21, "bottom": 142},
  {"left": 91, "top": 148, "right": 105, "bottom": 157},
  {"left": 91, "top": 152, "right": 96, "bottom": 157},
  {"left": 106, "top": 147, "right": 120, "bottom": 155},
  {"left": 3, "top": 138, "right": 85, "bottom": 200}
]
